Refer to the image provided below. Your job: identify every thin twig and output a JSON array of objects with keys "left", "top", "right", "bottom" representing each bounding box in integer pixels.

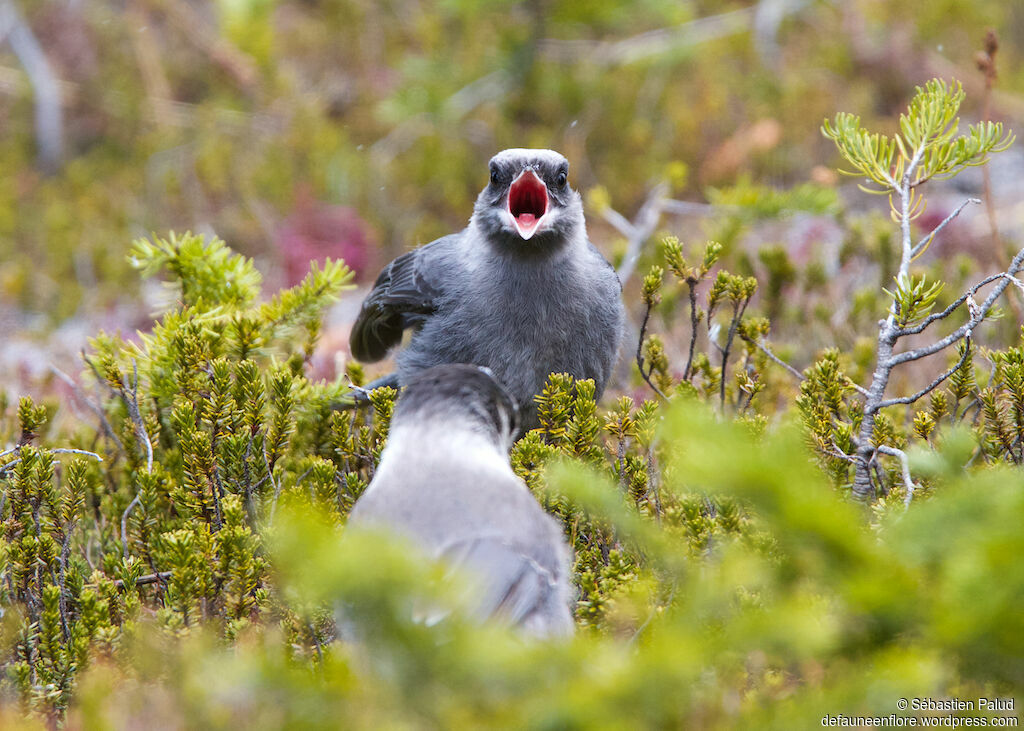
[
  {"left": 242, "top": 431, "right": 257, "bottom": 526},
  {"left": 682, "top": 282, "right": 700, "bottom": 381},
  {"left": 121, "top": 494, "right": 141, "bottom": 560},
  {"left": 0, "top": 0, "right": 63, "bottom": 171},
  {"left": 876, "top": 445, "right": 917, "bottom": 508},
  {"left": 265, "top": 436, "right": 283, "bottom": 525},
  {"left": 643, "top": 439, "right": 663, "bottom": 523},
  {"left": 50, "top": 448, "right": 103, "bottom": 461},
  {"left": 743, "top": 335, "right": 804, "bottom": 382},
  {"left": 635, "top": 301, "right": 667, "bottom": 400},
  {"left": 661, "top": 199, "right": 721, "bottom": 216},
  {"left": 895, "top": 272, "right": 1006, "bottom": 337},
  {"left": 890, "top": 252, "right": 1024, "bottom": 368},
  {"left": 628, "top": 583, "right": 676, "bottom": 647},
  {"left": 827, "top": 441, "right": 856, "bottom": 463},
  {"left": 113, "top": 571, "right": 173, "bottom": 590},
  {"left": 847, "top": 380, "right": 870, "bottom": 398},
  {"left": 122, "top": 362, "right": 154, "bottom": 473},
  {"left": 58, "top": 526, "right": 73, "bottom": 641},
  {"left": 875, "top": 338, "right": 971, "bottom": 411},
  {"left": 51, "top": 364, "right": 124, "bottom": 452},
  {"left": 612, "top": 182, "right": 669, "bottom": 287},
  {"left": 718, "top": 297, "right": 751, "bottom": 409},
  {"left": 0, "top": 458, "right": 22, "bottom": 475},
  {"left": 120, "top": 361, "right": 154, "bottom": 558},
  {"left": 910, "top": 198, "right": 980, "bottom": 259}
]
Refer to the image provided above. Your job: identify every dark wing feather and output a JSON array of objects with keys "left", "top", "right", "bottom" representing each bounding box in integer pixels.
[{"left": 349, "top": 237, "right": 452, "bottom": 362}]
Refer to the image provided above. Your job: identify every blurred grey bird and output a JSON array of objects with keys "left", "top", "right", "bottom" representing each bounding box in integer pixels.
[
  {"left": 348, "top": 148, "right": 624, "bottom": 434},
  {"left": 346, "top": 364, "right": 575, "bottom": 638}
]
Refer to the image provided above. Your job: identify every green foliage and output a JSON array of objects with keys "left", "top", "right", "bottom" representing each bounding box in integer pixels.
[
  {"left": 796, "top": 350, "right": 859, "bottom": 484},
  {"left": 812, "top": 76, "right": 1020, "bottom": 501},
  {"left": 0, "top": 412, "right": 95, "bottom": 719},
  {"left": 883, "top": 273, "right": 944, "bottom": 327},
  {"left": 0, "top": 233, "right": 368, "bottom": 719},
  {"left": 638, "top": 236, "right": 770, "bottom": 411},
  {"left": 978, "top": 337, "right": 1024, "bottom": 464},
  {"left": 129, "top": 232, "right": 264, "bottom": 308},
  {"left": 822, "top": 79, "right": 1014, "bottom": 195},
  {"left": 706, "top": 177, "right": 840, "bottom": 219},
  {"left": 796, "top": 329, "right": 1024, "bottom": 496},
  {"left": 31, "top": 404, "right": 1024, "bottom": 729}
]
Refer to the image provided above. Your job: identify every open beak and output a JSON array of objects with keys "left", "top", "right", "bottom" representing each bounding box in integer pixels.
[{"left": 507, "top": 169, "right": 548, "bottom": 240}]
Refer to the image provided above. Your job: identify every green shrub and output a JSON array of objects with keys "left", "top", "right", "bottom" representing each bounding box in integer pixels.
[{"left": 2, "top": 77, "right": 1024, "bottom": 728}]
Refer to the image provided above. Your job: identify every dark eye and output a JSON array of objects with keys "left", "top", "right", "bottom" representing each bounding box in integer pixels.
[
  {"left": 490, "top": 167, "right": 501, "bottom": 185},
  {"left": 557, "top": 170, "right": 568, "bottom": 187}
]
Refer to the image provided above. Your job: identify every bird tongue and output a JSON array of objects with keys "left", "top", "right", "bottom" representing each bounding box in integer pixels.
[{"left": 508, "top": 170, "right": 547, "bottom": 240}]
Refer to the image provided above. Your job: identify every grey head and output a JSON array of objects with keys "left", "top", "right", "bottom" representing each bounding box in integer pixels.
[
  {"left": 471, "top": 148, "right": 585, "bottom": 249},
  {"left": 393, "top": 364, "right": 521, "bottom": 450}
]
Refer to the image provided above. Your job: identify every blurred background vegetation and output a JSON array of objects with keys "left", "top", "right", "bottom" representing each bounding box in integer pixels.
[{"left": 1, "top": 0, "right": 1024, "bottom": 727}]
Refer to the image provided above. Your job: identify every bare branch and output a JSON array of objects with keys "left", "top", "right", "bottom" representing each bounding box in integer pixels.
[
  {"left": 743, "top": 336, "right": 805, "bottom": 382},
  {"left": 601, "top": 206, "right": 638, "bottom": 239},
  {"left": 876, "top": 445, "right": 917, "bottom": 508},
  {"left": 827, "top": 440, "right": 856, "bottom": 463},
  {"left": 120, "top": 361, "right": 154, "bottom": 559},
  {"left": 612, "top": 183, "right": 669, "bottom": 287},
  {"left": 660, "top": 199, "right": 720, "bottom": 216},
  {"left": 0, "top": 0, "right": 63, "bottom": 171},
  {"left": 51, "top": 448, "right": 103, "bottom": 462},
  {"left": 894, "top": 271, "right": 1006, "bottom": 337},
  {"left": 636, "top": 300, "right": 667, "bottom": 400},
  {"left": 890, "top": 249, "right": 1024, "bottom": 367},
  {"left": 121, "top": 495, "right": 141, "bottom": 560},
  {"left": 113, "top": 571, "right": 172, "bottom": 590},
  {"left": 51, "top": 364, "right": 124, "bottom": 452},
  {"left": 121, "top": 362, "right": 154, "bottom": 473},
  {"left": 911, "top": 198, "right": 980, "bottom": 259},
  {"left": 875, "top": 339, "right": 970, "bottom": 411},
  {"left": 718, "top": 297, "right": 751, "bottom": 409},
  {"left": 893, "top": 144, "right": 928, "bottom": 291},
  {"left": 683, "top": 282, "right": 700, "bottom": 381}
]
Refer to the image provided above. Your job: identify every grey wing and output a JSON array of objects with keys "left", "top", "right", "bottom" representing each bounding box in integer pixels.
[
  {"left": 349, "top": 235, "right": 456, "bottom": 362},
  {"left": 441, "top": 535, "right": 574, "bottom": 638}
]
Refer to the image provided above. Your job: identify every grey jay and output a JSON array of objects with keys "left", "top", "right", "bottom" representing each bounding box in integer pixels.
[
  {"left": 349, "top": 148, "right": 624, "bottom": 433},
  {"left": 346, "top": 364, "right": 575, "bottom": 637}
]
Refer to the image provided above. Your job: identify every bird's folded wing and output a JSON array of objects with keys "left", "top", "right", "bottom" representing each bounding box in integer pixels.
[
  {"left": 441, "top": 535, "right": 572, "bottom": 637},
  {"left": 349, "top": 236, "right": 452, "bottom": 362}
]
